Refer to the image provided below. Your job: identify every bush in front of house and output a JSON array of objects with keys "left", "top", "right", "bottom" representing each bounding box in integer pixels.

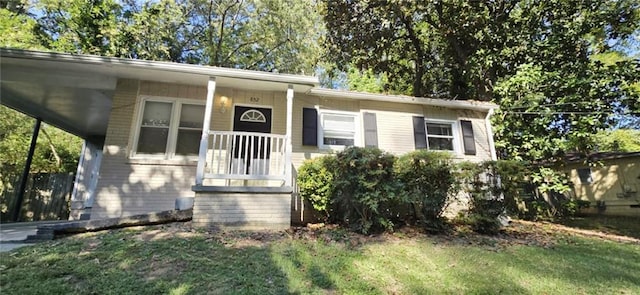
[
  {"left": 456, "top": 161, "right": 506, "bottom": 235},
  {"left": 296, "top": 155, "right": 335, "bottom": 221},
  {"left": 395, "top": 150, "right": 456, "bottom": 233},
  {"left": 298, "top": 148, "right": 585, "bottom": 236},
  {"left": 331, "top": 147, "right": 399, "bottom": 234}
]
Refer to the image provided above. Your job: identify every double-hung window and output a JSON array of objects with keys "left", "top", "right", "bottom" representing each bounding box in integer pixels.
[
  {"left": 319, "top": 111, "right": 359, "bottom": 148},
  {"left": 425, "top": 120, "right": 459, "bottom": 152},
  {"left": 134, "top": 97, "right": 205, "bottom": 158}
]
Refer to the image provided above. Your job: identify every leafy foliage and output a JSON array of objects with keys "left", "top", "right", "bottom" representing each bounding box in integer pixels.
[
  {"left": 0, "top": 8, "right": 46, "bottom": 50},
  {"left": 322, "top": 0, "right": 639, "bottom": 98},
  {"left": 321, "top": 0, "right": 640, "bottom": 164},
  {"left": 0, "top": 106, "right": 82, "bottom": 196},
  {"left": 12, "top": 0, "right": 324, "bottom": 74},
  {"left": 296, "top": 156, "right": 335, "bottom": 220},
  {"left": 456, "top": 161, "right": 506, "bottom": 234},
  {"left": 493, "top": 61, "right": 640, "bottom": 161},
  {"left": 593, "top": 129, "right": 640, "bottom": 152},
  {"left": 394, "top": 150, "right": 455, "bottom": 232},
  {"left": 331, "top": 147, "right": 398, "bottom": 234}
]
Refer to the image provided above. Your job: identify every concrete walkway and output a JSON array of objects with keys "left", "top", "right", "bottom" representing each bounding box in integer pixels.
[{"left": 0, "top": 220, "right": 67, "bottom": 252}]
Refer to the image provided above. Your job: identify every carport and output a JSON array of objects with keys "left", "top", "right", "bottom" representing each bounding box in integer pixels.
[
  {"left": 1, "top": 48, "right": 217, "bottom": 220},
  {"left": 2, "top": 48, "right": 311, "bottom": 220},
  {"left": 1, "top": 49, "right": 117, "bottom": 220}
]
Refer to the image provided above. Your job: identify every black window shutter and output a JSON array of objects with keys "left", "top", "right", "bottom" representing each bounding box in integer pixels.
[
  {"left": 302, "top": 108, "right": 318, "bottom": 146},
  {"left": 363, "top": 112, "right": 378, "bottom": 147},
  {"left": 413, "top": 116, "right": 427, "bottom": 149},
  {"left": 460, "top": 120, "right": 476, "bottom": 155}
]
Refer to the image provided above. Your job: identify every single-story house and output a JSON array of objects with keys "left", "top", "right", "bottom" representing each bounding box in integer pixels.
[
  {"left": 1, "top": 48, "right": 498, "bottom": 229},
  {"left": 563, "top": 152, "right": 640, "bottom": 217}
]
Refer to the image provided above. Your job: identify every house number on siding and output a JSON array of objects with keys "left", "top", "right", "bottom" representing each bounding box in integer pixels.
[{"left": 250, "top": 97, "right": 260, "bottom": 102}]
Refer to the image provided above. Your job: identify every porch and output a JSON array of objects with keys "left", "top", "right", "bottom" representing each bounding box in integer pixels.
[
  {"left": 190, "top": 78, "right": 296, "bottom": 229},
  {"left": 2, "top": 49, "right": 318, "bottom": 227}
]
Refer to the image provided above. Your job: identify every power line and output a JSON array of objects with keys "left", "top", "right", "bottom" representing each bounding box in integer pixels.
[
  {"left": 502, "top": 111, "right": 639, "bottom": 115},
  {"left": 505, "top": 101, "right": 611, "bottom": 110}
]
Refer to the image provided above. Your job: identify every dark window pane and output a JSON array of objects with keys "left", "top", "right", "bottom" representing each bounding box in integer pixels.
[
  {"left": 428, "top": 137, "right": 453, "bottom": 151},
  {"left": 142, "top": 101, "right": 172, "bottom": 126},
  {"left": 577, "top": 168, "right": 592, "bottom": 184},
  {"left": 426, "top": 123, "right": 452, "bottom": 136},
  {"left": 324, "top": 137, "right": 354, "bottom": 146},
  {"left": 180, "top": 104, "right": 205, "bottom": 128},
  {"left": 176, "top": 129, "right": 201, "bottom": 155},
  {"left": 137, "top": 127, "right": 168, "bottom": 154}
]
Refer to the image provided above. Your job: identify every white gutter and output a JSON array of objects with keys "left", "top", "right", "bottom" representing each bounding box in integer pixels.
[
  {"left": 485, "top": 108, "right": 498, "bottom": 161},
  {"left": 0, "top": 48, "right": 320, "bottom": 87},
  {"left": 309, "top": 88, "right": 497, "bottom": 111}
]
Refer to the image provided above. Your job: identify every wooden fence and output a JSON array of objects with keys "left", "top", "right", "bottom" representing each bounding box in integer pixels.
[{"left": 0, "top": 173, "right": 74, "bottom": 222}]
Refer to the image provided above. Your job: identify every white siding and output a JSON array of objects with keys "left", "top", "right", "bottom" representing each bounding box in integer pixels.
[
  {"left": 92, "top": 80, "right": 495, "bottom": 219},
  {"left": 91, "top": 80, "right": 206, "bottom": 219}
]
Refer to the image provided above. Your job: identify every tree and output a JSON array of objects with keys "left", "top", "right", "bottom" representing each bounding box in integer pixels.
[
  {"left": 179, "top": 0, "right": 322, "bottom": 73},
  {"left": 593, "top": 129, "right": 640, "bottom": 152},
  {"left": 114, "top": 0, "right": 188, "bottom": 62},
  {"left": 0, "top": 7, "right": 46, "bottom": 50},
  {"left": 0, "top": 106, "right": 82, "bottom": 194},
  {"left": 28, "top": 0, "right": 324, "bottom": 73},
  {"left": 321, "top": 0, "right": 640, "bottom": 161},
  {"left": 493, "top": 61, "right": 640, "bottom": 161},
  {"left": 36, "top": 0, "right": 122, "bottom": 55}
]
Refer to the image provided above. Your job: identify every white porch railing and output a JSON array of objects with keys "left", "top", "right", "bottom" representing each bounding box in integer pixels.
[{"left": 202, "top": 131, "right": 288, "bottom": 182}]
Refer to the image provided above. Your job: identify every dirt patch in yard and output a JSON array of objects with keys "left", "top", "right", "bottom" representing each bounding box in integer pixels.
[{"left": 92, "top": 219, "right": 639, "bottom": 252}]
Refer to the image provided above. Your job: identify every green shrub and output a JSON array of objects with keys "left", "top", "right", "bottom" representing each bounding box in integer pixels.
[
  {"left": 467, "top": 199, "right": 505, "bottom": 234},
  {"left": 456, "top": 161, "right": 506, "bottom": 235},
  {"left": 332, "top": 147, "right": 399, "bottom": 234},
  {"left": 297, "top": 155, "right": 336, "bottom": 221},
  {"left": 395, "top": 150, "right": 455, "bottom": 233}
]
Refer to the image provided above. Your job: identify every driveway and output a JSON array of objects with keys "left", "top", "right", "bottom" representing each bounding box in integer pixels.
[{"left": 0, "top": 220, "right": 67, "bottom": 252}]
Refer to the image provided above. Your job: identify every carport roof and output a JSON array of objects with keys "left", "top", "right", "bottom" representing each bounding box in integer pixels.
[{"left": 0, "top": 48, "right": 319, "bottom": 143}]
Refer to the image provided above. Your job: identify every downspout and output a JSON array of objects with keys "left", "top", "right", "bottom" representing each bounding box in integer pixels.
[
  {"left": 485, "top": 108, "right": 498, "bottom": 161},
  {"left": 486, "top": 108, "right": 507, "bottom": 224},
  {"left": 13, "top": 118, "right": 41, "bottom": 221}
]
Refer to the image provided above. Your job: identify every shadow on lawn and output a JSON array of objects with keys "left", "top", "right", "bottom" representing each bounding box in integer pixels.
[
  {"left": 493, "top": 238, "right": 640, "bottom": 292},
  {"left": 4, "top": 224, "right": 639, "bottom": 294},
  {"left": 556, "top": 215, "right": 640, "bottom": 239},
  {"left": 1, "top": 228, "right": 294, "bottom": 295}
]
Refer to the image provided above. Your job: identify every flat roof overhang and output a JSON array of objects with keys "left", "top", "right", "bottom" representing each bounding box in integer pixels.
[
  {"left": 0, "top": 48, "right": 319, "bottom": 144},
  {"left": 309, "top": 88, "right": 498, "bottom": 112}
]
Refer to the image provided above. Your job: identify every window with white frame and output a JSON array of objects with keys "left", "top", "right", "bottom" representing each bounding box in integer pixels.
[
  {"left": 134, "top": 98, "right": 205, "bottom": 158},
  {"left": 320, "top": 111, "right": 358, "bottom": 147},
  {"left": 425, "top": 121, "right": 458, "bottom": 152}
]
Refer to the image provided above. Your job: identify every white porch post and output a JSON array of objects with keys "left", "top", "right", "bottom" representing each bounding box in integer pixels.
[
  {"left": 196, "top": 77, "right": 216, "bottom": 186},
  {"left": 284, "top": 85, "right": 294, "bottom": 187}
]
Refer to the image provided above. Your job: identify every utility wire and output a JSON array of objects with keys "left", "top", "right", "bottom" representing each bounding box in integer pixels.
[{"left": 501, "top": 111, "right": 639, "bottom": 115}]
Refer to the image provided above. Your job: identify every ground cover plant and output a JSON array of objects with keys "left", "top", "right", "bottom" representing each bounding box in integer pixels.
[{"left": 1, "top": 220, "right": 638, "bottom": 295}]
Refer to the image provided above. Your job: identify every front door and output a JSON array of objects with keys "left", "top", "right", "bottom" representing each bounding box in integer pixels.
[{"left": 232, "top": 106, "right": 272, "bottom": 174}]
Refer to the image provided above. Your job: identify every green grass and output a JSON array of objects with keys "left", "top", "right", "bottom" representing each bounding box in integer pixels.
[
  {"left": 1, "top": 223, "right": 639, "bottom": 295},
  {"left": 556, "top": 215, "right": 640, "bottom": 239}
]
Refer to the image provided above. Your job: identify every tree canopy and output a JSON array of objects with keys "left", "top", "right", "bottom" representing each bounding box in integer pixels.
[
  {"left": 1, "top": 0, "right": 638, "bottom": 169},
  {"left": 0, "top": 0, "right": 324, "bottom": 177},
  {"left": 6, "top": 0, "right": 324, "bottom": 73},
  {"left": 321, "top": 0, "right": 640, "bottom": 161}
]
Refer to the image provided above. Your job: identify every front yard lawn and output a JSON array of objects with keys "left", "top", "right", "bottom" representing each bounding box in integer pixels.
[
  {"left": 556, "top": 215, "right": 640, "bottom": 239},
  {"left": 1, "top": 220, "right": 638, "bottom": 294}
]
